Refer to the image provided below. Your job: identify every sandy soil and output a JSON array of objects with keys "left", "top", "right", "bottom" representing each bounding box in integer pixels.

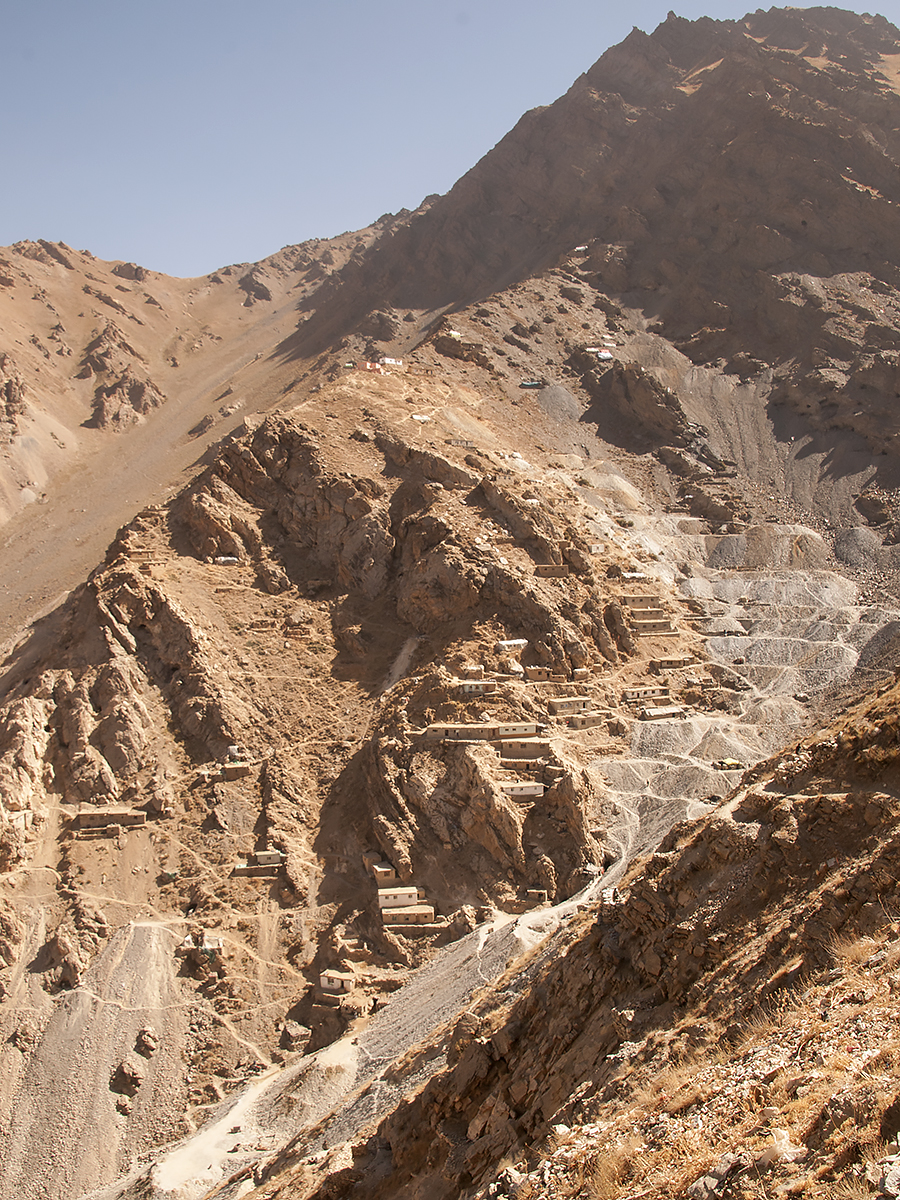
[{"left": 0, "top": 922, "right": 187, "bottom": 1200}]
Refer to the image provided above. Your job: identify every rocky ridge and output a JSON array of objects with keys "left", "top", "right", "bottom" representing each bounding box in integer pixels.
[
  {"left": 2, "top": 7, "right": 900, "bottom": 1200},
  {"left": 244, "top": 676, "right": 900, "bottom": 1200}
]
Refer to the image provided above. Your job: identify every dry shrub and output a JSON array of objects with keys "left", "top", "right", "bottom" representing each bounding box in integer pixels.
[
  {"left": 587, "top": 1136, "right": 641, "bottom": 1200},
  {"left": 825, "top": 1177, "right": 875, "bottom": 1199},
  {"left": 631, "top": 1060, "right": 697, "bottom": 1108},
  {"left": 860, "top": 1137, "right": 888, "bottom": 1164},
  {"left": 830, "top": 934, "right": 883, "bottom": 966},
  {"left": 587, "top": 1125, "right": 722, "bottom": 1199},
  {"left": 588, "top": 1157, "right": 625, "bottom": 1200},
  {"left": 631, "top": 1042, "right": 727, "bottom": 1112},
  {"left": 661, "top": 1127, "right": 720, "bottom": 1194}
]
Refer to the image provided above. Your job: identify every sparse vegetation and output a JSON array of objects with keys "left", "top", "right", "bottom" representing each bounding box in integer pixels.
[{"left": 5, "top": 7, "right": 900, "bottom": 1200}]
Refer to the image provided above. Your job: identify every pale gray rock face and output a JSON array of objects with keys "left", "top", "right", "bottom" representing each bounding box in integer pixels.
[{"left": 834, "top": 525, "right": 880, "bottom": 568}]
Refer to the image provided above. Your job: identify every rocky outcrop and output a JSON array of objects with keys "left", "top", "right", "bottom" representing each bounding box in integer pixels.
[
  {"left": 578, "top": 359, "right": 698, "bottom": 452},
  {"left": 90, "top": 367, "right": 165, "bottom": 429},
  {"left": 303, "top": 687, "right": 900, "bottom": 1200},
  {"left": 73, "top": 321, "right": 167, "bottom": 429},
  {"left": 77, "top": 323, "right": 144, "bottom": 380},
  {"left": 13, "top": 241, "right": 75, "bottom": 270},
  {"left": 0, "top": 354, "right": 27, "bottom": 443},
  {"left": 111, "top": 262, "right": 147, "bottom": 282},
  {"left": 365, "top": 673, "right": 600, "bottom": 908},
  {"left": 0, "top": 688, "right": 54, "bottom": 856},
  {"left": 238, "top": 268, "right": 274, "bottom": 305}
]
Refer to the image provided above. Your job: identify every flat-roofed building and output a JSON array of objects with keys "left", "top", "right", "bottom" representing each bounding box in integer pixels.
[
  {"left": 547, "top": 696, "right": 592, "bottom": 714},
  {"left": 457, "top": 680, "right": 497, "bottom": 694},
  {"left": 498, "top": 738, "right": 551, "bottom": 757},
  {"left": 568, "top": 712, "right": 607, "bottom": 729},
  {"left": 524, "top": 666, "right": 552, "bottom": 681},
  {"left": 320, "top": 968, "right": 355, "bottom": 993},
  {"left": 423, "top": 723, "right": 498, "bottom": 741},
  {"left": 622, "top": 686, "right": 670, "bottom": 702},
  {"left": 382, "top": 904, "right": 436, "bottom": 925},
  {"left": 76, "top": 807, "right": 146, "bottom": 829},
  {"left": 495, "top": 722, "right": 542, "bottom": 737},
  {"left": 498, "top": 781, "right": 545, "bottom": 797},
  {"left": 378, "top": 886, "right": 420, "bottom": 909},
  {"left": 254, "top": 849, "right": 284, "bottom": 866},
  {"left": 631, "top": 619, "right": 676, "bottom": 635},
  {"left": 639, "top": 705, "right": 685, "bottom": 720}
]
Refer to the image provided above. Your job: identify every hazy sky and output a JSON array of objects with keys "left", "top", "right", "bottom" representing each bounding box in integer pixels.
[{"left": 3, "top": 0, "right": 897, "bottom": 277}]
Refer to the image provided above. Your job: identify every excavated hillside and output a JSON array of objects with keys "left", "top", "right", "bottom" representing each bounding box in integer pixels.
[
  {"left": 269, "top": 677, "right": 900, "bottom": 1200},
  {"left": 1, "top": 7, "right": 900, "bottom": 1200}
]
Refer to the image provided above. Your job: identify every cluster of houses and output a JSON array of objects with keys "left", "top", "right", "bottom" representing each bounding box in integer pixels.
[
  {"left": 316, "top": 853, "right": 440, "bottom": 1002},
  {"left": 311, "top": 561, "right": 699, "bottom": 1004},
  {"left": 622, "top": 592, "right": 679, "bottom": 637},
  {"left": 415, "top": 592, "right": 702, "bottom": 817},
  {"left": 309, "top": 554, "right": 710, "bottom": 1011},
  {"left": 364, "top": 852, "right": 437, "bottom": 929}
]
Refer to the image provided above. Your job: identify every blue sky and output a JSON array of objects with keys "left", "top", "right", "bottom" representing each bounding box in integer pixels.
[{"left": 3, "top": 0, "right": 896, "bottom": 277}]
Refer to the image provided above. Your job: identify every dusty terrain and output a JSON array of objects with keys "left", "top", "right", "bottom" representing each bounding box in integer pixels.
[{"left": 2, "top": 6, "right": 900, "bottom": 1200}]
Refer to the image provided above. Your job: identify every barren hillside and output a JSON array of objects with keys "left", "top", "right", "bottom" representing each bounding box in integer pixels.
[{"left": 1, "top": 7, "right": 900, "bottom": 1200}]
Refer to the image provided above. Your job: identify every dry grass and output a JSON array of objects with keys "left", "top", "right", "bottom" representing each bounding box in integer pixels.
[
  {"left": 825, "top": 1177, "right": 875, "bottom": 1199},
  {"left": 860, "top": 1137, "right": 889, "bottom": 1164},
  {"left": 585, "top": 1135, "right": 642, "bottom": 1200},
  {"left": 587, "top": 1160, "right": 626, "bottom": 1200},
  {"left": 830, "top": 933, "right": 884, "bottom": 966},
  {"left": 629, "top": 1041, "right": 729, "bottom": 1113},
  {"left": 521, "top": 932, "right": 900, "bottom": 1200},
  {"left": 583, "top": 1125, "right": 722, "bottom": 1200}
]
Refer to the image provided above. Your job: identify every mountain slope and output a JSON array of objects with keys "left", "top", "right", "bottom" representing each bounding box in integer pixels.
[
  {"left": 272, "top": 678, "right": 900, "bottom": 1200},
  {"left": 2, "top": 8, "right": 900, "bottom": 1200},
  {"left": 286, "top": 7, "right": 900, "bottom": 472},
  {"left": 0, "top": 217, "right": 413, "bottom": 647}
]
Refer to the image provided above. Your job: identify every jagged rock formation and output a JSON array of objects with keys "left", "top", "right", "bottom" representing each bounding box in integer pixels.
[
  {"left": 3, "top": 8, "right": 900, "bottom": 1200},
  {"left": 0, "top": 353, "right": 26, "bottom": 444},
  {"left": 286, "top": 688, "right": 900, "bottom": 1200}
]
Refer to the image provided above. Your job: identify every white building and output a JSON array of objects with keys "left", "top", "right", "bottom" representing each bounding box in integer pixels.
[
  {"left": 320, "top": 968, "right": 355, "bottom": 993},
  {"left": 378, "top": 886, "right": 420, "bottom": 909}
]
